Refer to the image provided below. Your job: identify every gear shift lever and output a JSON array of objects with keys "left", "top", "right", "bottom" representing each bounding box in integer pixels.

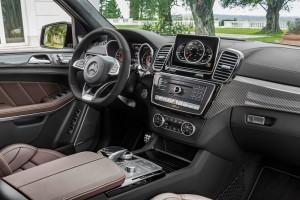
[
  {"left": 108, "top": 149, "right": 128, "bottom": 161},
  {"left": 98, "top": 146, "right": 133, "bottom": 161}
]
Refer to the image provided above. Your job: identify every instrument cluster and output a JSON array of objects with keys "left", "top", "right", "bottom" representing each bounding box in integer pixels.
[{"left": 106, "top": 40, "right": 154, "bottom": 72}]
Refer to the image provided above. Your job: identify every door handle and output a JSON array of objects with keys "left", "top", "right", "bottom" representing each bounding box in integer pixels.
[{"left": 28, "top": 55, "right": 51, "bottom": 64}]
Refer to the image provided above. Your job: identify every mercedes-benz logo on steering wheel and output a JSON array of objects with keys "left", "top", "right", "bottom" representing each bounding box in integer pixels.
[{"left": 87, "top": 62, "right": 99, "bottom": 77}]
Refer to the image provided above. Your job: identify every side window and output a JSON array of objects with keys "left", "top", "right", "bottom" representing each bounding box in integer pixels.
[{"left": 0, "top": 0, "right": 71, "bottom": 49}]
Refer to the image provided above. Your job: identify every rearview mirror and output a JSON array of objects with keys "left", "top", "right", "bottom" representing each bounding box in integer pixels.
[{"left": 40, "top": 22, "right": 73, "bottom": 49}]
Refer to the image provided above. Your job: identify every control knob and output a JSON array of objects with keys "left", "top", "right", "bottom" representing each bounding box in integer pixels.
[
  {"left": 153, "top": 114, "right": 165, "bottom": 127},
  {"left": 125, "top": 165, "right": 136, "bottom": 173},
  {"left": 181, "top": 122, "right": 196, "bottom": 136}
]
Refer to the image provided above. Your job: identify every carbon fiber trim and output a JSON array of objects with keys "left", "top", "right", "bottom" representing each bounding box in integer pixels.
[{"left": 205, "top": 76, "right": 300, "bottom": 119}]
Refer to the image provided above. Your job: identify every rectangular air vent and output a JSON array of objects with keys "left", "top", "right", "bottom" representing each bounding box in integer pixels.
[
  {"left": 153, "top": 45, "right": 173, "bottom": 71},
  {"left": 212, "top": 50, "right": 242, "bottom": 82}
]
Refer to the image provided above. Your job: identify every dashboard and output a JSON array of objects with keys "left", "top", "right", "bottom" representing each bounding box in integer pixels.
[{"left": 81, "top": 28, "right": 300, "bottom": 153}]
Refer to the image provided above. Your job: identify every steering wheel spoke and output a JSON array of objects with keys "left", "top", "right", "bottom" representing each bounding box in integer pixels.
[
  {"left": 82, "top": 81, "right": 116, "bottom": 102},
  {"left": 100, "top": 55, "right": 120, "bottom": 76},
  {"left": 72, "top": 59, "right": 85, "bottom": 70}
]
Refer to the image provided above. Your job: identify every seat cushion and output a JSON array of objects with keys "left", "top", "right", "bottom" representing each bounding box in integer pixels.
[
  {"left": 152, "top": 193, "right": 212, "bottom": 200},
  {"left": 0, "top": 144, "right": 64, "bottom": 177}
]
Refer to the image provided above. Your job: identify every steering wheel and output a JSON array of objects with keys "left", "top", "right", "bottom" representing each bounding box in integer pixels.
[{"left": 69, "top": 28, "right": 131, "bottom": 107}]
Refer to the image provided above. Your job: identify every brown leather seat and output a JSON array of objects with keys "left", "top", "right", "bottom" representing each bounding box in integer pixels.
[
  {"left": 0, "top": 144, "right": 64, "bottom": 177},
  {"left": 152, "top": 193, "right": 212, "bottom": 200}
]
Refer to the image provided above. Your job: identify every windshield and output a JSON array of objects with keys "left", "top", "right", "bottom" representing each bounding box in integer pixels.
[{"left": 89, "top": 0, "right": 300, "bottom": 46}]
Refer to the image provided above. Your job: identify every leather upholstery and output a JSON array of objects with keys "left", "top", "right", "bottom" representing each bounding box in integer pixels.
[
  {"left": 152, "top": 193, "right": 212, "bottom": 200},
  {"left": 0, "top": 144, "right": 64, "bottom": 177},
  {"left": 4, "top": 152, "right": 125, "bottom": 200}
]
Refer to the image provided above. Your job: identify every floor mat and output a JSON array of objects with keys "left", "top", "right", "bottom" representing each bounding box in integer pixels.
[{"left": 249, "top": 167, "right": 300, "bottom": 200}]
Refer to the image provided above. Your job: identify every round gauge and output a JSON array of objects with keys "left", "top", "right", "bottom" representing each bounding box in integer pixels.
[
  {"left": 176, "top": 43, "right": 186, "bottom": 61},
  {"left": 138, "top": 44, "right": 154, "bottom": 71},
  {"left": 115, "top": 49, "right": 123, "bottom": 63},
  {"left": 184, "top": 40, "right": 205, "bottom": 63},
  {"left": 200, "top": 46, "right": 213, "bottom": 64},
  {"left": 141, "top": 51, "right": 153, "bottom": 70}
]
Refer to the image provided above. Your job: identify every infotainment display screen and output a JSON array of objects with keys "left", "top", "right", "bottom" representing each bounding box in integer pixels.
[{"left": 171, "top": 34, "right": 220, "bottom": 73}]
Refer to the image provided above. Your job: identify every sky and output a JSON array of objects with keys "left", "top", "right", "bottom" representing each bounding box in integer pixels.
[{"left": 116, "top": 0, "right": 300, "bottom": 18}]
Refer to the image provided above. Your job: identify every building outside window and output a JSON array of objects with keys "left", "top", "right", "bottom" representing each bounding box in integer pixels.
[{"left": 0, "top": 0, "right": 72, "bottom": 49}]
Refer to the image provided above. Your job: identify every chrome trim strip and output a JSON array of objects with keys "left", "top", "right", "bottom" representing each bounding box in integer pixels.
[{"left": 235, "top": 76, "right": 300, "bottom": 95}]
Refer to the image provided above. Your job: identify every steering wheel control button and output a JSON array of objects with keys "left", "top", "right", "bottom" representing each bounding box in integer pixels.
[
  {"left": 181, "top": 122, "right": 196, "bottom": 136},
  {"left": 153, "top": 114, "right": 165, "bottom": 127},
  {"left": 72, "top": 59, "right": 85, "bottom": 70}
]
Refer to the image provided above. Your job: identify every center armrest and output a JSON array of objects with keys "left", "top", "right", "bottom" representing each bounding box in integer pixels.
[{"left": 2, "top": 152, "right": 125, "bottom": 200}]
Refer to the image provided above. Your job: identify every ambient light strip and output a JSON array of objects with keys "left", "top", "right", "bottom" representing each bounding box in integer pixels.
[{"left": 235, "top": 76, "right": 300, "bottom": 95}]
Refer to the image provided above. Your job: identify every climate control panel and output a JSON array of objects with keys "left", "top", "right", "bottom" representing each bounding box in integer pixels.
[{"left": 153, "top": 113, "right": 196, "bottom": 136}]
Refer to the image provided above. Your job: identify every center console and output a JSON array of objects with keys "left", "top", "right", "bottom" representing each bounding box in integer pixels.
[
  {"left": 152, "top": 73, "right": 216, "bottom": 116},
  {"left": 99, "top": 146, "right": 164, "bottom": 195}
]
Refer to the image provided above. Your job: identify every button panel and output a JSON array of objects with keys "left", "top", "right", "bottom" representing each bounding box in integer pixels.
[{"left": 153, "top": 113, "right": 196, "bottom": 136}]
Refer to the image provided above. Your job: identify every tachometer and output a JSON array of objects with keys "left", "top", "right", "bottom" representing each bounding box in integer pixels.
[
  {"left": 200, "top": 46, "right": 213, "bottom": 64},
  {"left": 176, "top": 43, "right": 186, "bottom": 61},
  {"left": 184, "top": 40, "right": 205, "bottom": 63}
]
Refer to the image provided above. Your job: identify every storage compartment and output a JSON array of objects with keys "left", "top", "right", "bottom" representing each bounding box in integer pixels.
[
  {"left": 2, "top": 152, "right": 125, "bottom": 200},
  {"left": 138, "top": 149, "right": 191, "bottom": 173},
  {"left": 231, "top": 106, "right": 300, "bottom": 166}
]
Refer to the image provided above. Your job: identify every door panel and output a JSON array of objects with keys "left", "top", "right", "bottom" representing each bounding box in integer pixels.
[
  {"left": 0, "top": 50, "right": 83, "bottom": 150},
  {"left": 0, "top": 50, "right": 100, "bottom": 152}
]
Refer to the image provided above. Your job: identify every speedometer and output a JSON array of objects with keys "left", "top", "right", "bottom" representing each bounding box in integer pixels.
[
  {"left": 184, "top": 40, "right": 205, "bottom": 63},
  {"left": 138, "top": 43, "right": 154, "bottom": 71}
]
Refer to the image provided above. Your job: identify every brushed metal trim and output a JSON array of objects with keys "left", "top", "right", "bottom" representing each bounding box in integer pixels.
[{"left": 235, "top": 76, "right": 300, "bottom": 95}]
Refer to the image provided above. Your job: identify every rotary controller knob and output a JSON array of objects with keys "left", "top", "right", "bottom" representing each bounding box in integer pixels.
[
  {"left": 125, "top": 165, "right": 136, "bottom": 173},
  {"left": 153, "top": 114, "right": 165, "bottom": 127},
  {"left": 181, "top": 122, "right": 196, "bottom": 136}
]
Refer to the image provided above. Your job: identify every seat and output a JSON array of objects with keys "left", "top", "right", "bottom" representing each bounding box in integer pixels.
[
  {"left": 152, "top": 193, "right": 212, "bottom": 200},
  {"left": 0, "top": 143, "right": 65, "bottom": 178}
]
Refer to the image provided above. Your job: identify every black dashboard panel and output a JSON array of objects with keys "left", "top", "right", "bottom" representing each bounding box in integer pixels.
[
  {"left": 237, "top": 46, "right": 300, "bottom": 87},
  {"left": 171, "top": 34, "right": 220, "bottom": 73}
]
